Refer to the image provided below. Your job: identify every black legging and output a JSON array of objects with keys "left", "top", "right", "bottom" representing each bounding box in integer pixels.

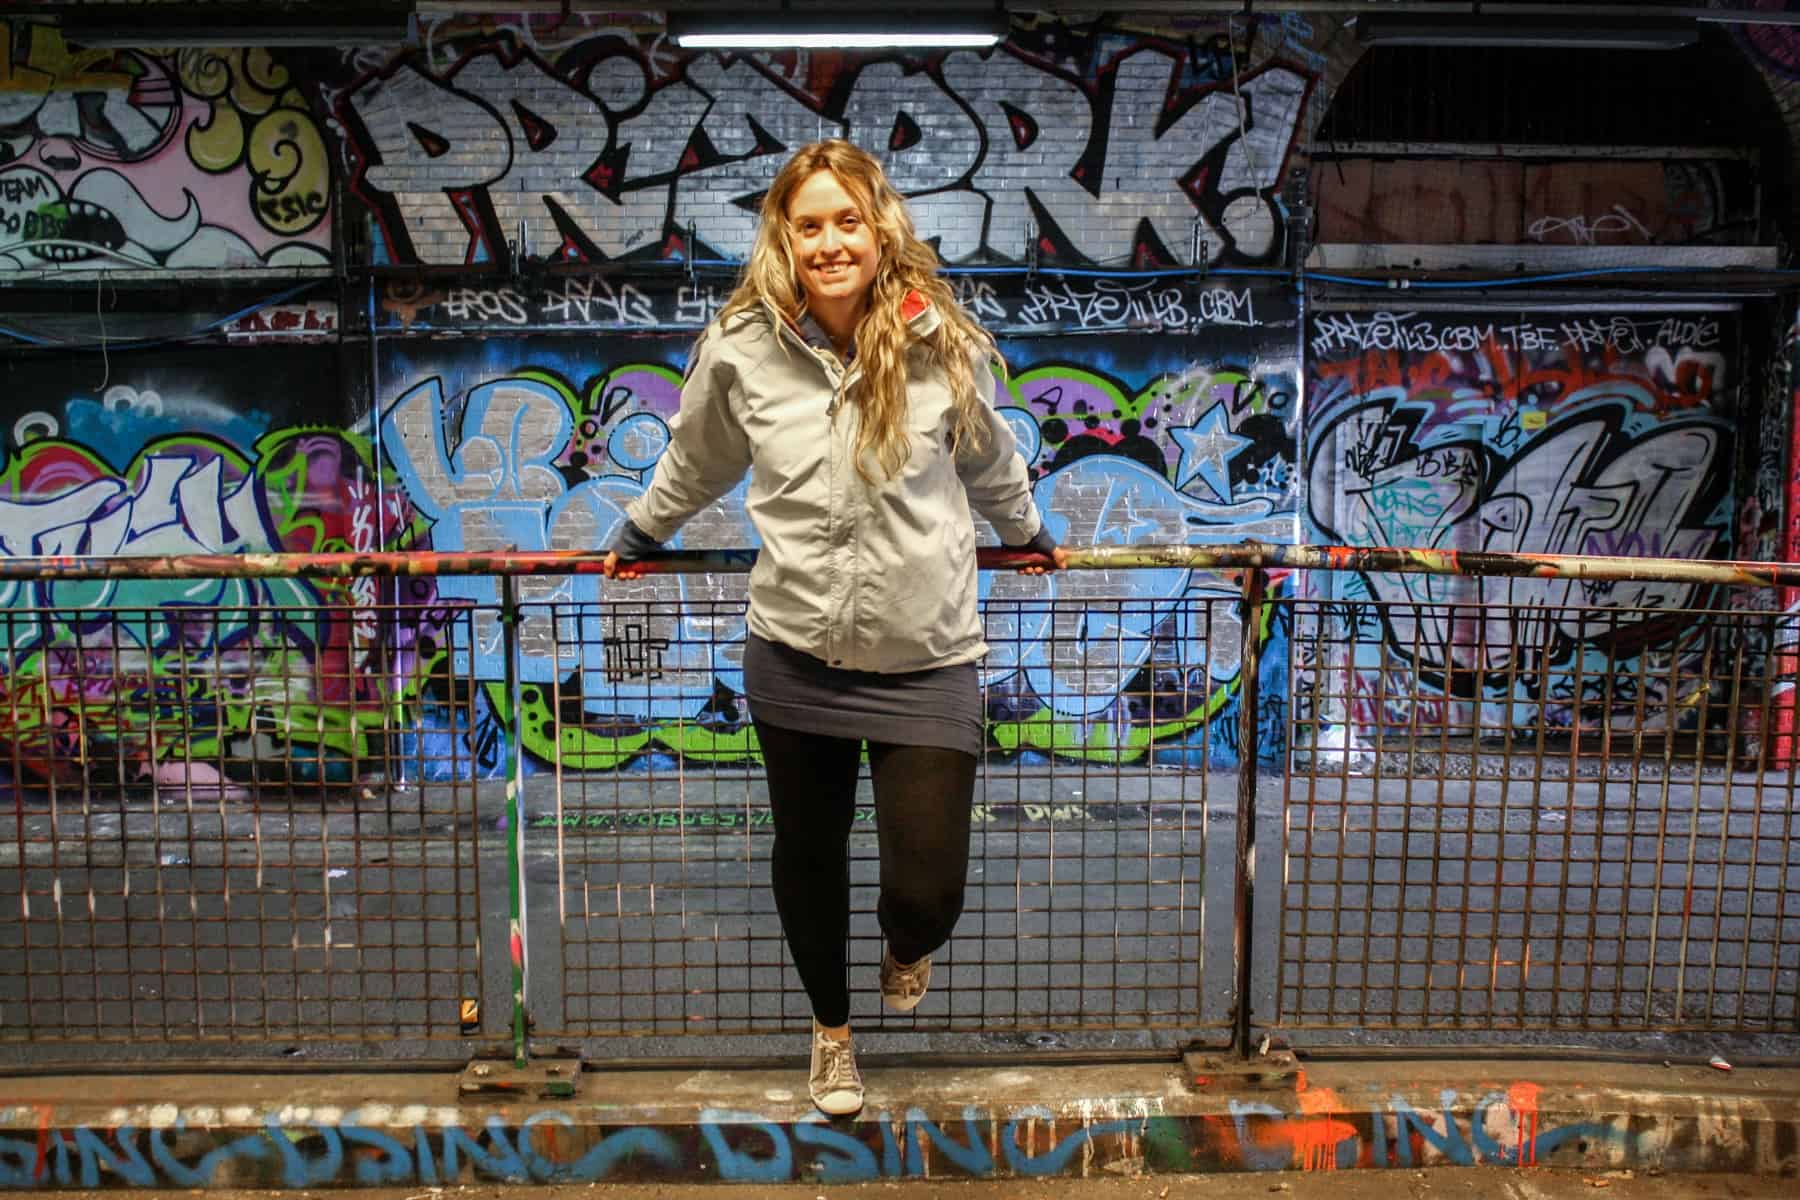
[{"left": 754, "top": 718, "right": 978, "bottom": 1028}]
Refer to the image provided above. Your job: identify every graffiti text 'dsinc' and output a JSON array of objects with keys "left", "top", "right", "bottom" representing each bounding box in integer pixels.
[{"left": 0, "top": 1087, "right": 1641, "bottom": 1188}]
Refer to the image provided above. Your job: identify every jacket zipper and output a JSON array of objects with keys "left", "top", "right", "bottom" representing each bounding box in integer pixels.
[{"left": 774, "top": 315, "right": 863, "bottom": 666}]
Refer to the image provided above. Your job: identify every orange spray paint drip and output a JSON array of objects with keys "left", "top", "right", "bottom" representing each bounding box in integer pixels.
[
  {"left": 1284, "top": 1083, "right": 1355, "bottom": 1171},
  {"left": 32, "top": 1103, "right": 52, "bottom": 1184},
  {"left": 1508, "top": 1082, "right": 1541, "bottom": 1166}
]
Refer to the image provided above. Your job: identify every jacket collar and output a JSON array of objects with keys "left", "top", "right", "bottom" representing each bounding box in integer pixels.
[{"left": 761, "top": 288, "right": 942, "bottom": 344}]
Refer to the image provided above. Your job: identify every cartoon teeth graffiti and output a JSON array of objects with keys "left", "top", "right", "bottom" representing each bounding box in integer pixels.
[
  {"left": 0, "top": 167, "right": 129, "bottom": 262},
  {"left": 0, "top": 162, "right": 331, "bottom": 271}
]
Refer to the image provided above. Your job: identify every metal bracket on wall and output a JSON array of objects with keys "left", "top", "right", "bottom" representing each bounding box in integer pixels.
[{"left": 459, "top": 1051, "right": 582, "bottom": 1100}]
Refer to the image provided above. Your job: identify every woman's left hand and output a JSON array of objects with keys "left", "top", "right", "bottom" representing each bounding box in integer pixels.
[{"left": 1017, "top": 545, "right": 1070, "bottom": 576}]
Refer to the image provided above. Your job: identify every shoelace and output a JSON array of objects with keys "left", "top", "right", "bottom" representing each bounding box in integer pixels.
[
  {"left": 815, "top": 1034, "right": 859, "bottom": 1090},
  {"left": 889, "top": 960, "right": 926, "bottom": 996}
]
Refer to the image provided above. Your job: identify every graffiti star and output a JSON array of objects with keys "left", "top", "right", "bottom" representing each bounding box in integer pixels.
[
  {"left": 1094, "top": 484, "right": 1160, "bottom": 545},
  {"left": 1169, "top": 402, "right": 1251, "bottom": 502}
]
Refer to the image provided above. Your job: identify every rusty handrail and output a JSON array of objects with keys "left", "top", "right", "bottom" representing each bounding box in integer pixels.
[{"left": 0, "top": 542, "right": 1793, "bottom": 588}]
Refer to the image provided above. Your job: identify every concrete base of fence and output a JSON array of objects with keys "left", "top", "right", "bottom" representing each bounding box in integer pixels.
[{"left": 1, "top": 1054, "right": 1796, "bottom": 1188}]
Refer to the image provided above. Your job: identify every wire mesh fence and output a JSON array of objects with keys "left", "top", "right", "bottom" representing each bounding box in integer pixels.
[
  {"left": 0, "top": 550, "right": 1795, "bottom": 1063},
  {"left": 1278, "top": 596, "right": 1800, "bottom": 1041},
  {"left": 0, "top": 603, "right": 487, "bottom": 1050},
  {"left": 532, "top": 595, "right": 1234, "bottom": 1048}
]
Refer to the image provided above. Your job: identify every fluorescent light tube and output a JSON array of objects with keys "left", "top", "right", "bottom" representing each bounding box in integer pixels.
[
  {"left": 677, "top": 31, "right": 1002, "bottom": 49},
  {"left": 667, "top": 11, "right": 1008, "bottom": 51}
]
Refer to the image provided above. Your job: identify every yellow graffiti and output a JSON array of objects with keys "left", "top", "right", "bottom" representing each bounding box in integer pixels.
[
  {"left": 248, "top": 105, "right": 330, "bottom": 235},
  {"left": 179, "top": 47, "right": 328, "bottom": 235},
  {"left": 176, "top": 47, "right": 230, "bottom": 100},
  {"left": 0, "top": 24, "right": 132, "bottom": 94},
  {"left": 186, "top": 102, "right": 245, "bottom": 172},
  {"left": 237, "top": 48, "right": 288, "bottom": 115}
]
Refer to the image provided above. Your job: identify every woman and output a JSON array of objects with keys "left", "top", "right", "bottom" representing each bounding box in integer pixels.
[{"left": 602, "top": 139, "right": 1067, "bottom": 1117}]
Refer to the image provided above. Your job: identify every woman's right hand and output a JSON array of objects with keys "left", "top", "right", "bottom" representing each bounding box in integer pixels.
[{"left": 601, "top": 551, "right": 646, "bottom": 580}]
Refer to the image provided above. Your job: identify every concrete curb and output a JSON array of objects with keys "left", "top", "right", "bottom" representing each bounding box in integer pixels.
[{"left": 1, "top": 1057, "right": 1795, "bottom": 1188}]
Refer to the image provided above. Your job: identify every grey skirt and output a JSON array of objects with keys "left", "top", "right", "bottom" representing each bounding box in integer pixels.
[{"left": 742, "top": 634, "right": 982, "bottom": 758}]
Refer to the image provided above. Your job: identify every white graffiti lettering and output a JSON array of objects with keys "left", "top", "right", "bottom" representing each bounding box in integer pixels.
[
  {"left": 1525, "top": 204, "right": 1653, "bottom": 245},
  {"left": 441, "top": 286, "right": 529, "bottom": 326},
  {"left": 1017, "top": 279, "right": 1192, "bottom": 331},
  {"left": 1308, "top": 311, "right": 1713, "bottom": 358},
  {"left": 541, "top": 276, "right": 656, "bottom": 327},
  {"left": 344, "top": 38, "right": 1310, "bottom": 268}
]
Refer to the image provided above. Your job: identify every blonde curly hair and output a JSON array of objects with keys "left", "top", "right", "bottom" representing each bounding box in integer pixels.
[{"left": 720, "top": 139, "right": 997, "bottom": 484}]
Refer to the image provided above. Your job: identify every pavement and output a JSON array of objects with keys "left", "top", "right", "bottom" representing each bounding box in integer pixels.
[{"left": 1, "top": 1052, "right": 1796, "bottom": 1190}]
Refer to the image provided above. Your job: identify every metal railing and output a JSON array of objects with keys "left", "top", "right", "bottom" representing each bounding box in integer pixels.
[{"left": 0, "top": 544, "right": 1795, "bottom": 1067}]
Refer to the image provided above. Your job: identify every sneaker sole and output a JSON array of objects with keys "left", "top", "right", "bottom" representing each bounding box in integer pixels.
[{"left": 812, "top": 1091, "right": 864, "bottom": 1117}]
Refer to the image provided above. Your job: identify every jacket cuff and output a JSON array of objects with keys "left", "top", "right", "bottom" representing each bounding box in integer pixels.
[
  {"left": 1003, "top": 525, "right": 1059, "bottom": 558},
  {"left": 990, "top": 506, "right": 1043, "bottom": 549},
  {"left": 608, "top": 517, "right": 664, "bottom": 557}
]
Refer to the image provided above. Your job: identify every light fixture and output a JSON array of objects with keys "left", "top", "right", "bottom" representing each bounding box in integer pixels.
[
  {"left": 60, "top": 10, "right": 412, "bottom": 49},
  {"left": 666, "top": 10, "right": 1009, "bottom": 51},
  {"left": 1355, "top": 14, "right": 1698, "bottom": 52}
]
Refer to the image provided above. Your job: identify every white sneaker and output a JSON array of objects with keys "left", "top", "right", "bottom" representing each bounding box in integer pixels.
[
  {"left": 880, "top": 950, "right": 931, "bottom": 1012},
  {"left": 808, "top": 1022, "right": 863, "bottom": 1117}
]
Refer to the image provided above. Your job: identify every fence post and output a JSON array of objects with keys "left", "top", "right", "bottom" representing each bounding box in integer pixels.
[
  {"left": 461, "top": 576, "right": 581, "bottom": 1098},
  {"left": 500, "top": 574, "right": 530, "bottom": 1068},
  {"left": 1232, "top": 566, "right": 1267, "bottom": 1059}
]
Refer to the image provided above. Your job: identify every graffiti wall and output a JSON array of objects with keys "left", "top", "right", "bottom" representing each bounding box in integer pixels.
[
  {"left": 0, "top": 25, "right": 333, "bottom": 270},
  {"left": 0, "top": 8, "right": 1336, "bottom": 783},
  {"left": 0, "top": 344, "right": 452, "bottom": 790},
  {"left": 1302, "top": 307, "right": 1737, "bottom": 740},
  {"left": 326, "top": 14, "right": 1318, "bottom": 269},
  {"left": 0, "top": 7, "right": 1792, "bottom": 785},
  {"left": 375, "top": 281, "right": 1299, "bottom": 772},
  {"left": 0, "top": 276, "right": 1299, "bottom": 786}
]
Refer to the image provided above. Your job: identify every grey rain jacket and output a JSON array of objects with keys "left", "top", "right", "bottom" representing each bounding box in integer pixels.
[{"left": 623, "top": 292, "right": 1046, "bottom": 673}]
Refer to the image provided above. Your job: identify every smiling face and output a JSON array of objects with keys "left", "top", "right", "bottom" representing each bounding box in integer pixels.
[{"left": 785, "top": 167, "right": 879, "bottom": 340}]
